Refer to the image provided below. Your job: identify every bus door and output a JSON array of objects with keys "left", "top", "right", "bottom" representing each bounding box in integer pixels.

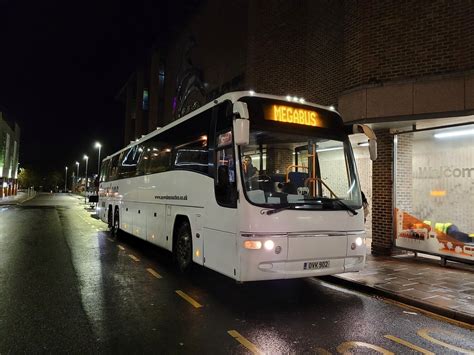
[{"left": 202, "top": 102, "right": 239, "bottom": 278}]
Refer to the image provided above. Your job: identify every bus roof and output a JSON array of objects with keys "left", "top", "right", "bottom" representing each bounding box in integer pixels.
[{"left": 103, "top": 91, "right": 341, "bottom": 161}]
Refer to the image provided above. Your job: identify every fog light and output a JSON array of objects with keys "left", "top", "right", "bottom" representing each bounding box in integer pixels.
[
  {"left": 264, "top": 240, "right": 274, "bottom": 250},
  {"left": 244, "top": 241, "right": 262, "bottom": 250},
  {"left": 355, "top": 237, "right": 363, "bottom": 247}
]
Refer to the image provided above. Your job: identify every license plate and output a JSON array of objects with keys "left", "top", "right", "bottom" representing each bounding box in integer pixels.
[{"left": 304, "top": 260, "right": 330, "bottom": 270}]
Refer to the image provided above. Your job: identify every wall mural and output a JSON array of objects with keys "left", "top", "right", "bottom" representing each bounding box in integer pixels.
[
  {"left": 173, "top": 36, "right": 207, "bottom": 120},
  {"left": 173, "top": 36, "right": 245, "bottom": 120}
]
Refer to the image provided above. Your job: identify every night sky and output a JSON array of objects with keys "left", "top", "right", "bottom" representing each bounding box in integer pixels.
[{"left": 0, "top": 0, "right": 187, "bottom": 175}]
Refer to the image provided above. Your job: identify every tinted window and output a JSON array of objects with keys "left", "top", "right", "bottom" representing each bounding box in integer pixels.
[
  {"left": 168, "top": 109, "right": 211, "bottom": 174},
  {"left": 100, "top": 159, "right": 111, "bottom": 182},
  {"left": 109, "top": 155, "right": 120, "bottom": 181},
  {"left": 137, "top": 142, "right": 172, "bottom": 175},
  {"left": 118, "top": 146, "right": 142, "bottom": 178}
]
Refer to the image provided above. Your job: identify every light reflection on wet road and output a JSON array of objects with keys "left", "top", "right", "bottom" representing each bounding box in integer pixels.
[{"left": 0, "top": 193, "right": 472, "bottom": 353}]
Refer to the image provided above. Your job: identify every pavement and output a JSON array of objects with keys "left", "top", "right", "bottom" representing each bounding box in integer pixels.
[
  {"left": 0, "top": 191, "right": 36, "bottom": 205},
  {"left": 330, "top": 253, "right": 474, "bottom": 325}
]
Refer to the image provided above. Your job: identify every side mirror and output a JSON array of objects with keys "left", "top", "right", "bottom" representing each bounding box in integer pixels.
[
  {"left": 349, "top": 124, "right": 378, "bottom": 161},
  {"left": 369, "top": 139, "right": 377, "bottom": 161},
  {"left": 233, "top": 119, "right": 250, "bottom": 145}
]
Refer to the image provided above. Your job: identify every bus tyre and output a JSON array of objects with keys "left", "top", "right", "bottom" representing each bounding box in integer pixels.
[
  {"left": 175, "top": 222, "right": 193, "bottom": 272},
  {"left": 107, "top": 207, "right": 113, "bottom": 229},
  {"left": 112, "top": 209, "right": 120, "bottom": 238}
]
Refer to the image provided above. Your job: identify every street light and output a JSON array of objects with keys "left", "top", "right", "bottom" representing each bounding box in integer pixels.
[
  {"left": 95, "top": 142, "right": 102, "bottom": 194},
  {"left": 64, "top": 166, "right": 68, "bottom": 192},
  {"left": 84, "top": 155, "right": 89, "bottom": 203},
  {"left": 95, "top": 141, "right": 102, "bottom": 182},
  {"left": 75, "top": 161, "right": 80, "bottom": 193}
]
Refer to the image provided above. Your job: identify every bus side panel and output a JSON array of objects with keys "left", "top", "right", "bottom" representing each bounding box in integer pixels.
[
  {"left": 121, "top": 201, "right": 132, "bottom": 234},
  {"left": 130, "top": 202, "right": 146, "bottom": 240},
  {"left": 202, "top": 228, "right": 237, "bottom": 278},
  {"left": 146, "top": 204, "right": 166, "bottom": 247}
]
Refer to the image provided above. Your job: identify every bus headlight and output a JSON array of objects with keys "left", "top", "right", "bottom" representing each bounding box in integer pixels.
[
  {"left": 244, "top": 241, "right": 262, "bottom": 250},
  {"left": 355, "top": 237, "right": 363, "bottom": 246},
  {"left": 264, "top": 240, "right": 275, "bottom": 250}
]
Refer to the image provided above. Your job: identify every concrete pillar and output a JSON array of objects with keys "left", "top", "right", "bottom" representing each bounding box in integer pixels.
[
  {"left": 135, "top": 67, "right": 145, "bottom": 140},
  {"left": 149, "top": 51, "right": 166, "bottom": 131},
  {"left": 371, "top": 130, "right": 394, "bottom": 256},
  {"left": 395, "top": 133, "right": 413, "bottom": 214},
  {"left": 124, "top": 80, "right": 135, "bottom": 145}
]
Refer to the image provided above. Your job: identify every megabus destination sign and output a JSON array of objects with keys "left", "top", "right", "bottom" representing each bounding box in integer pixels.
[{"left": 264, "top": 105, "right": 324, "bottom": 128}]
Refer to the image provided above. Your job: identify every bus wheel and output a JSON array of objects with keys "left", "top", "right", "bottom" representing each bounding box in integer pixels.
[
  {"left": 175, "top": 222, "right": 193, "bottom": 272},
  {"left": 107, "top": 207, "right": 113, "bottom": 229},
  {"left": 112, "top": 209, "right": 120, "bottom": 238}
]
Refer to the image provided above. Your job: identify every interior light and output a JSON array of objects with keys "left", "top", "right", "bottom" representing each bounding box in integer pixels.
[
  {"left": 316, "top": 147, "right": 343, "bottom": 152},
  {"left": 244, "top": 240, "right": 262, "bottom": 250},
  {"left": 434, "top": 129, "right": 474, "bottom": 139},
  {"left": 355, "top": 237, "right": 363, "bottom": 247},
  {"left": 264, "top": 240, "right": 275, "bottom": 250}
]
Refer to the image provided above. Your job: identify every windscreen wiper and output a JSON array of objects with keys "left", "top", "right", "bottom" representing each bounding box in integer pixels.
[
  {"left": 306, "top": 197, "right": 358, "bottom": 216},
  {"left": 332, "top": 198, "right": 358, "bottom": 216},
  {"left": 263, "top": 204, "right": 296, "bottom": 215}
]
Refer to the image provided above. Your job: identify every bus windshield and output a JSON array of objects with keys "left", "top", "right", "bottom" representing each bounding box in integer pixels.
[{"left": 239, "top": 130, "right": 362, "bottom": 210}]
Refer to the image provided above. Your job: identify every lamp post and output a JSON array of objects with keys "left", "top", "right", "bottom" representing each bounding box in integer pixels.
[
  {"left": 64, "top": 166, "right": 68, "bottom": 192},
  {"left": 95, "top": 142, "right": 102, "bottom": 194},
  {"left": 75, "top": 161, "right": 79, "bottom": 192},
  {"left": 84, "top": 155, "right": 89, "bottom": 204},
  {"left": 95, "top": 142, "right": 102, "bottom": 176}
]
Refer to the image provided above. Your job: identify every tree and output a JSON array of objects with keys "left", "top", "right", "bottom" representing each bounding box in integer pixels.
[{"left": 18, "top": 168, "right": 40, "bottom": 189}]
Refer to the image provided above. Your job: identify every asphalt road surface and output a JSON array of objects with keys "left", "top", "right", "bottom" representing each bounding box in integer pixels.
[{"left": 0, "top": 193, "right": 472, "bottom": 353}]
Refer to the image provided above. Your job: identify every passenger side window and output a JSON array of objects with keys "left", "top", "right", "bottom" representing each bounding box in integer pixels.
[
  {"left": 118, "top": 146, "right": 142, "bottom": 178},
  {"left": 100, "top": 159, "right": 111, "bottom": 182},
  {"left": 137, "top": 141, "right": 172, "bottom": 175},
  {"left": 169, "top": 110, "right": 211, "bottom": 174},
  {"left": 109, "top": 155, "right": 119, "bottom": 181}
]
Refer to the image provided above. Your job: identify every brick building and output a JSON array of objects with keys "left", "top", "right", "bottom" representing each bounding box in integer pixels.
[
  {"left": 0, "top": 111, "right": 20, "bottom": 198},
  {"left": 119, "top": 0, "right": 474, "bottom": 257}
]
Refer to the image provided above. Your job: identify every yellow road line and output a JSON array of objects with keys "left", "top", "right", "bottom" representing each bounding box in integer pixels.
[
  {"left": 146, "top": 268, "right": 163, "bottom": 279},
  {"left": 382, "top": 298, "right": 474, "bottom": 330},
  {"left": 384, "top": 335, "right": 434, "bottom": 355},
  {"left": 417, "top": 328, "right": 474, "bottom": 354},
  {"left": 227, "top": 330, "right": 264, "bottom": 355},
  {"left": 175, "top": 290, "right": 203, "bottom": 308},
  {"left": 128, "top": 254, "right": 140, "bottom": 262},
  {"left": 118, "top": 245, "right": 125, "bottom": 251}
]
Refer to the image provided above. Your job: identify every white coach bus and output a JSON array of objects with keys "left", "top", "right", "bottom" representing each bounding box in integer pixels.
[{"left": 98, "top": 92, "right": 377, "bottom": 282}]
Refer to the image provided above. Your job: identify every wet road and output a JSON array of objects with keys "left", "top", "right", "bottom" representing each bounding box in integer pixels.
[{"left": 0, "top": 193, "right": 472, "bottom": 353}]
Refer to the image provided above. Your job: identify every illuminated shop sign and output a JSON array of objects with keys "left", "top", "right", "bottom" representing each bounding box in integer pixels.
[{"left": 264, "top": 105, "right": 323, "bottom": 128}]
